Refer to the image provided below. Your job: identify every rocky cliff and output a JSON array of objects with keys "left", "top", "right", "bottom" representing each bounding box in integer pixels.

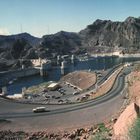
[
  {"left": 80, "top": 16, "right": 140, "bottom": 53},
  {"left": 41, "top": 31, "right": 82, "bottom": 56}
]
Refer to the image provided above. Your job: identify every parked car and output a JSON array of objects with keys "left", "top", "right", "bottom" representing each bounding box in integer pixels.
[
  {"left": 45, "top": 95, "right": 51, "bottom": 99},
  {"left": 58, "top": 100, "right": 63, "bottom": 104},
  {"left": 43, "top": 89, "right": 48, "bottom": 92},
  {"left": 60, "top": 92, "right": 65, "bottom": 96},
  {"left": 73, "top": 91, "right": 80, "bottom": 95},
  {"left": 52, "top": 95, "right": 56, "bottom": 98},
  {"left": 55, "top": 96, "right": 60, "bottom": 99}
]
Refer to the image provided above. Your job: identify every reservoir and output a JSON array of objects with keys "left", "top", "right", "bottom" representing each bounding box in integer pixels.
[{"left": 5, "top": 56, "right": 140, "bottom": 95}]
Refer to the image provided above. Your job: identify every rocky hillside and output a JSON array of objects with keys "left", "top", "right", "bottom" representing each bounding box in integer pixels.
[
  {"left": 80, "top": 16, "right": 140, "bottom": 53},
  {"left": 0, "top": 33, "right": 41, "bottom": 59},
  {"left": 40, "top": 17, "right": 140, "bottom": 55},
  {"left": 41, "top": 31, "right": 82, "bottom": 56},
  {"left": 0, "top": 33, "right": 41, "bottom": 70},
  {"left": 1, "top": 16, "right": 140, "bottom": 60},
  {"left": 38, "top": 16, "right": 140, "bottom": 55},
  {"left": 0, "top": 33, "right": 40, "bottom": 48}
]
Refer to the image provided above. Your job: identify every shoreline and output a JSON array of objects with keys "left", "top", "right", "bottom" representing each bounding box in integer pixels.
[{"left": 90, "top": 53, "right": 140, "bottom": 58}]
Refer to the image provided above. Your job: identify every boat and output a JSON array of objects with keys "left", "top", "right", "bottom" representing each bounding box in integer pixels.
[{"left": 8, "top": 80, "right": 14, "bottom": 85}]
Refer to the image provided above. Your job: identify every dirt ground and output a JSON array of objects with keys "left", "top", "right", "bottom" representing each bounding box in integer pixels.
[
  {"left": 60, "top": 71, "right": 96, "bottom": 90},
  {"left": 128, "top": 71, "right": 140, "bottom": 102}
]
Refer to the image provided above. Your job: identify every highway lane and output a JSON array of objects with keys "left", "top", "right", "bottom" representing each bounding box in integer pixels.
[
  {"left": 0, "top": 91, "right": 126, "bottom": 132},
  {"left": 0, "top": 66, "right": 131, "bottom": 131}
]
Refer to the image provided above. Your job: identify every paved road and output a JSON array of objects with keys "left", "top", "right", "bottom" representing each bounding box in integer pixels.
[{"left": 0, "top": 66, "right": 131, "bottom": 132}]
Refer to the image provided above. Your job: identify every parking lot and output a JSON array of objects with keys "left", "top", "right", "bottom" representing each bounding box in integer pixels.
[
  {"left": 43, "top": 82, "right": 80, "bottom": 104},
  {"left": 18, "top": 82, "right": 80, "bottom": 104}
]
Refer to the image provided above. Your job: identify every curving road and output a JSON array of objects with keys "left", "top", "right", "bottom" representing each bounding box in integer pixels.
[{"left": 0, "top": 66, "right": 131, "bottom": 132}]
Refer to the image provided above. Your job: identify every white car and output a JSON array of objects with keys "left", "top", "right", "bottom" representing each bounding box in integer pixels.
[{"left": 32, "top": 107, "right": 47, "bottom": 113}]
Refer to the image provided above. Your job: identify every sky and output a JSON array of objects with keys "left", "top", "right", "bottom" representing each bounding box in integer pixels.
[{"left": 0, "top": 0, "right": 140, "bottom": 37}]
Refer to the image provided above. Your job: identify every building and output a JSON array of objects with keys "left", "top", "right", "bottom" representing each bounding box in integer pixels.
[
  {"left": 47, "top": 82, "right": 60, "bottom": 91},
  {"left": 31, "top": 58, "right": 51, "bottom": 67},
  {"left": 7, "top": 94, "right": 23, "bottom": 99}
]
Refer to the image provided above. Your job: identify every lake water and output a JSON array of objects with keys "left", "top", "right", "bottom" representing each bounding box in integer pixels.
[{"left": 7, "top": 57, "right": 140, "bottom": 95}]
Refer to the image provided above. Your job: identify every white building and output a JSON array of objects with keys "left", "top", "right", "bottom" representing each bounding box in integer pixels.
[{"left": 47, "top": 82, "right": 60, "bottom": 91}]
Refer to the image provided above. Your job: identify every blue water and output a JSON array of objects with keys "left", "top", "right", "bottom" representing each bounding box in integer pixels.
[{"left": 7, "top": 57, "right": 140, "bottom": 94}]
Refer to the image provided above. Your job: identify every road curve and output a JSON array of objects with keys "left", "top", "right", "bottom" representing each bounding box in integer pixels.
[{"left": 0, "top": 67, "right": 131, "bottom": 132}]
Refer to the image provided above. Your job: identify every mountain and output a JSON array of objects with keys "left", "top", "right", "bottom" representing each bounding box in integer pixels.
[
  {"left": 41, "top": 31, "right": 82, "bottom": 56},
  {"left": 80, "top": 16, "right": 140, "bottom": 53},
  {"left": 0, "top": 32, "right": 40, "bottom": 48},
  {"left": 0, "top": 33, "right": 41, "bottom": 70},
  {"left": 0, "top": 33, "right": 41, "bottom": 59},
  {"left": 41, "top": 16, "right": 140, "bottom": 55}
]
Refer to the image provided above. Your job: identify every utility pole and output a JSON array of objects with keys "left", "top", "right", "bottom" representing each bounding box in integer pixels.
[{"left": 20, "top": 24, "right": 23, "bottom": 33}]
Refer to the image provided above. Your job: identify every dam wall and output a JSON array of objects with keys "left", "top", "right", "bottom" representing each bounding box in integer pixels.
[{"left": 0, "top": 68, "right": 40, "bottom": 86}]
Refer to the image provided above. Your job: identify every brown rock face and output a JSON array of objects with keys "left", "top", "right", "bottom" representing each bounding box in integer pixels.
[{"left": 113, "top": 103, "right": 137, "bottom": 138}]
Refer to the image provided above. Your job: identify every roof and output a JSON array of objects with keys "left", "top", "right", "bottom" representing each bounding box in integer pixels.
[
  {"left": 7, "top": 94, "right": 23, "bottom": 99},
  {"left": 48, "top": 83, "right": 58, "bottom": 88}
]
